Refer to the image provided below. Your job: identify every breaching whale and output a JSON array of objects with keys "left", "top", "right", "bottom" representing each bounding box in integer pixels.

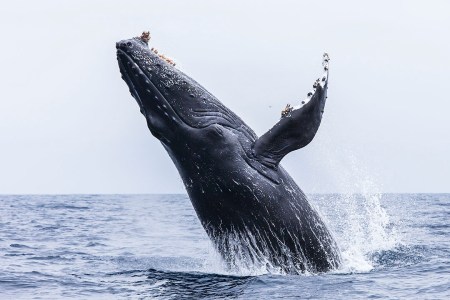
[{"left": 116, "top": 32, "right": 341, "bottom": 273}]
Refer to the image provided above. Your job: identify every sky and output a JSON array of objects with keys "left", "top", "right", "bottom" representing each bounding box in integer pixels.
[{"left": 0, "top": 0, "right": 449, "bottom": 194}]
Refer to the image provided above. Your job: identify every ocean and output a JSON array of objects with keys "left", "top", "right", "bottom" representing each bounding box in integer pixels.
[{"left": 0, "top": 194, "right": 448, "bottom": 299}]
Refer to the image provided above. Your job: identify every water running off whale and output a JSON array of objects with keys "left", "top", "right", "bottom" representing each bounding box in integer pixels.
[{"left": 116, "top": 31, "right": 341, "bottom": 274}]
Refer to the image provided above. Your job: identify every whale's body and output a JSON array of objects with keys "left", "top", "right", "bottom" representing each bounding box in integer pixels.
[{"left": 116, "top": 34, "right": 341, "bottom": 273}]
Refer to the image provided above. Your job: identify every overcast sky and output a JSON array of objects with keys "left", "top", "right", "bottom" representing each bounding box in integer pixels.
[{"left": 0, "top": 0, "right": 448, "bottom": 194}]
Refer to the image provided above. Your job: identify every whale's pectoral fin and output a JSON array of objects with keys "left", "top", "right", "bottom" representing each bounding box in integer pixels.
[{"left": 252, "top": 54, "right": 330, "bottom": 169}]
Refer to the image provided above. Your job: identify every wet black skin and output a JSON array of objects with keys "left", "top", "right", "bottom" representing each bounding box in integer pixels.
[{"left": 116, "top": 36, "right": 341, "bottom": 273}]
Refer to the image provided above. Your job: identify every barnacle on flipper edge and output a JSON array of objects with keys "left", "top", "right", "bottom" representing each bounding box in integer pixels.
[{"left": 281, "top": 104, "right": 293, "bottom": 118}]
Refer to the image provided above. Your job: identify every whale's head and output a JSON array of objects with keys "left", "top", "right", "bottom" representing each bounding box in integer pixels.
[{"left": 116, "top": 34, "right": 256, "bottom": 150}]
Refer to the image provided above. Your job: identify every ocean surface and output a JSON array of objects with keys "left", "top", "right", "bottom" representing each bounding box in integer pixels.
[{"left": 0, "top": 194, "right": 448, "bottom": 299}]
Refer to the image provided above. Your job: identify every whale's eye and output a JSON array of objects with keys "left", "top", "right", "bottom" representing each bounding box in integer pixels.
[
  {"left": 207, "top": 125, "right": 224, "bottom": 139},
  {"left": 214, "top": 126, "right": 223, "bottom": 137}
]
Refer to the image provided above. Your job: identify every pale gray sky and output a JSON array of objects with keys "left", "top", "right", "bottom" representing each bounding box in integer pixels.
[{"left": 0, "top": 0, "right": 449, "bottom": 194}]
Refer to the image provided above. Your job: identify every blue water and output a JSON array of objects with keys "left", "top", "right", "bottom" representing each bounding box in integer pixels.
[{"left": 0, "top": 194, "right": 448, "bottom": 299}]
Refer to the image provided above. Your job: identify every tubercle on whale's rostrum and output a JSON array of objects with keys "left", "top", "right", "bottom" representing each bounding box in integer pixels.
[
  {"left": 280, "top": 53, "right": 330, "bottom": 118},
  {"left": 138, "top": 30, "right": 177, "bottom": 66},
  {"left": 140, "top": 31, "right": 151, "bottom": 44}
]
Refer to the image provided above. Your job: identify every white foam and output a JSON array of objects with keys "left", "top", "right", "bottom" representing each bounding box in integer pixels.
[{"left": 310, "top": 148, "right": 401, "bottom": 274}]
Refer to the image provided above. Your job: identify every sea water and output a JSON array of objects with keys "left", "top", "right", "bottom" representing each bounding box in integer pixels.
[{"left": 0, "top": 194, "right": 448, "bottom": 299}]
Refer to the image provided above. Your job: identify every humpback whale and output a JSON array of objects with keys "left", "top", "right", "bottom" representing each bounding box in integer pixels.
[{"left": 116, "top": 32, "right": 341, "bottom": 273}]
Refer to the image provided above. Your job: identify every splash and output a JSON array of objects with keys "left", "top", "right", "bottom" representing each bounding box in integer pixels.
[
  {"left": 197, "top": 217, "right": 341, "bottom": 276},
  {"left": 310, "top": 148, "right": 401, "bottom": 273},
  {"left": 330, "top": 193, "right": 398, "bottom": 273},
  {"left": 201, "top": 240, "right": 282, "bottom": 276}
]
